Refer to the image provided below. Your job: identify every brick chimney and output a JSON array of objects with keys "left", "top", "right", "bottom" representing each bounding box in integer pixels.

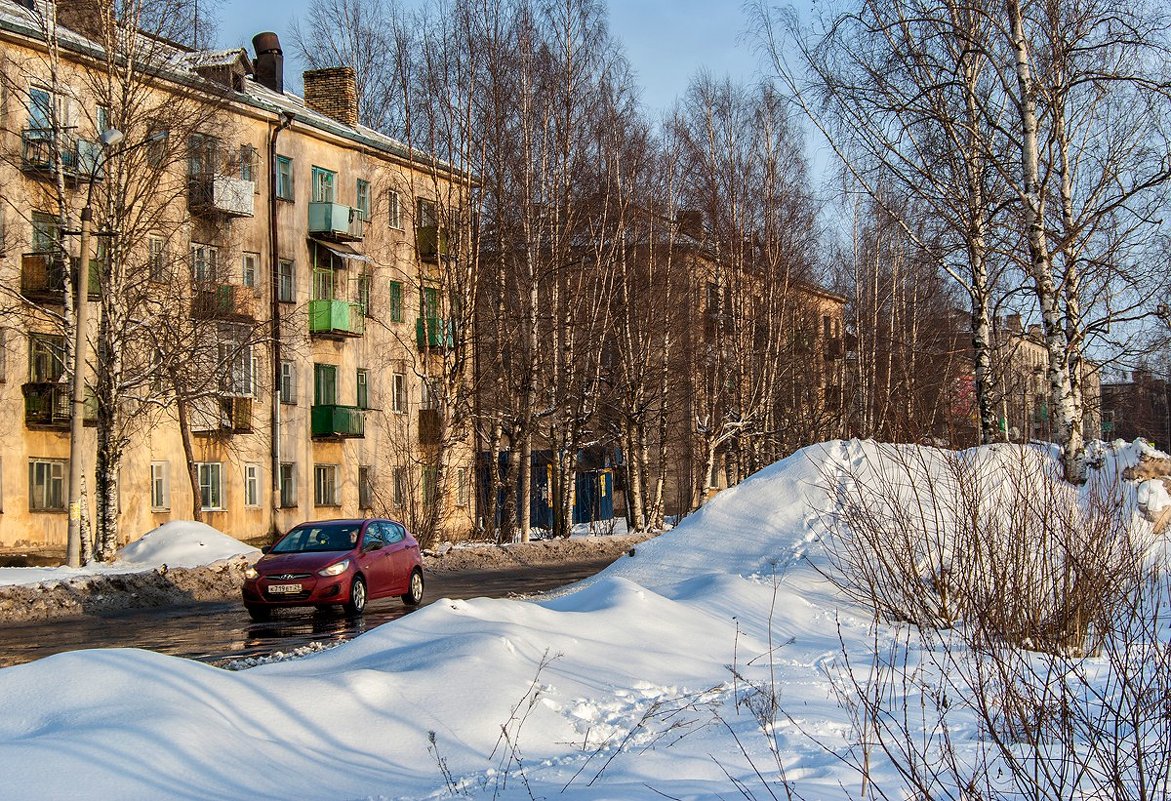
[
  {"left": 302, "top": 67, "right": 359, "bottom": 128},
  {"left": 56, "top": 0, "right": 113, "bottom": 42}
]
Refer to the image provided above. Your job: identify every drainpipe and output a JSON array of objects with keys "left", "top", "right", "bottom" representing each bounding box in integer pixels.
[{"left": 269, "top": 110, "right": 295, "bottom": 537}]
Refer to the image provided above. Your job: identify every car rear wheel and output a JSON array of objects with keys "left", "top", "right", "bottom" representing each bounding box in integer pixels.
[
  {"left": 246, "top": 604, "right": 272, "bottom": 622},
  {"left": 344, "top": 576, "right": 367, "bottom": 617},
  {"left": 401, "top": 569, "right": 424, "bottom": 606}
]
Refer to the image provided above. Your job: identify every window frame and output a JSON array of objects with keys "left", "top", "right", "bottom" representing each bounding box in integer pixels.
[
  {"left": 279, "top": 360, "right": 297, "bottom": 405},
  {"left": 391, "top": 372, "right": 407, "bottom": 414},
  {"left": 196, "top": 461, "right": 224, "bottom": 511},
  {"left": 356, "top": 178, "right": 371, "bottom": 220},
  {"left": 28, "top": 458, "right": 66, "bottom": 512},
  {"left": 356, "top": 368, "right": 369, "bottom": 410},
  {"left": 279, "top": 462, "right": 297, "bottom": 508},
  {"left": 314, "top": 363, "right": 338, "bottom": 406},
  {"left": 389, "top": 281, "right": 404, "bottom": 323},
  {"left": 311, "top": 166, "right": 336, "bottom": 204},
  {"left": 358, "top": 465, "right": 373, "bottom": 510},
  {"left": 150, "top": 461, "right": 170, "bottom": 511},
  {"left": 241, "top": 252, "right": 259, "bottom": 289},
  {"left": 388, "top": 190, "right": 402, "bottom": 229},
  {"left": 244, "top": 463, "right": 260, "bottom": 508},
  {"left": 277, "top": 259, "right": 295, "bottom": 303},
  {"left": 314, "top": 463, "right": 340, "bottom": 506},
  {"left": 276, "top": 155, "right": 294, "bottom": 201}
]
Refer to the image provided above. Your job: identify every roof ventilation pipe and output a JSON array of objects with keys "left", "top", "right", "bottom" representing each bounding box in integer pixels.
[{"left": 252, "top": 32, "right": 284, "bottom": 93}]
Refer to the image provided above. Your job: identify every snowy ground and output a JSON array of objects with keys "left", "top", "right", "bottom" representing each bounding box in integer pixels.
[
  {"left": 0, "top": 440, "right": 1166, "bottom": 800},
  {"left": 0, "top": 521, "right": 258, "bottom": 588}
]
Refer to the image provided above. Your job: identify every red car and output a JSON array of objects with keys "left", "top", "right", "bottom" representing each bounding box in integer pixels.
[{"left": 242, "top": 518, "right": 424, "bottom": 622}]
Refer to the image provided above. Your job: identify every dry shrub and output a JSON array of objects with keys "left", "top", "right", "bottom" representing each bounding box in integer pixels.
[{"left": 824, "top": 444, "right": 1145, "bottom": 655}]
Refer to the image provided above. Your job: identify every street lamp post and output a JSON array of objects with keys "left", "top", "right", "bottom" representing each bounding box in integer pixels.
[{"left": 65, "top": 127, "right": 124, "bottom": 568}]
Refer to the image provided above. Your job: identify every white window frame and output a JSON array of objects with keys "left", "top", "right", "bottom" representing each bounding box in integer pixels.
[
  {"left": 314, "top": 463, "right": 340, "bottom": 506},
  {"left": 391, "top": 372, "right": 406, "bottom": 414},
  {"left": 280, "top": 360, "right": 297, "bottom": 404},
  {"left": 277, "top": 259, "right": 295, "bottom": 302},
  {"left": 150, "top": 461, "right": 170, "bottom": 511},
  {"left": 242, "top": 252, "right": 259, "bottom": 289},
  {"left": 28, "top": 458, "right": 65, "bottom": 512},
  {"left": 388, "top": 190, "right": 402, "bottom": 229},
  {"left": 196, "top": 461, "right": 224, "bottom": 511},
  {"left": 244, "top": 464, "right": 260, "bottom": 508},
  {"left": 190, "top": 242, "right": 219, "bottom": 283}
]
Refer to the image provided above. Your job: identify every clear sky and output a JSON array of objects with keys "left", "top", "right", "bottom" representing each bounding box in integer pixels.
[{"left": 216, "top": 0, "right": 766, "bottom": 117}]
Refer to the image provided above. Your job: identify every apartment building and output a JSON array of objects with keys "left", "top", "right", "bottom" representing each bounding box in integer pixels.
[{"left": 0, "top": 2, "right": 471, "bottom": 549}]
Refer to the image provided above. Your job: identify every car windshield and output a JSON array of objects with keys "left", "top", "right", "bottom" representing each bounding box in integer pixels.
[{"left": 272, "top": 524, "right": 360, "bottom": 553}]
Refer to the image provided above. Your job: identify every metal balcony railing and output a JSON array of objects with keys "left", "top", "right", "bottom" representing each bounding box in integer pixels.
[
  {"left": 308, "top": 202, "right": 364, "bottom": 241},
  {"left": 309, "top": 299, "right": 365, "bottom": 338},
  {"left": 311, "top": 404, "right": 365, "bottom": 438}
]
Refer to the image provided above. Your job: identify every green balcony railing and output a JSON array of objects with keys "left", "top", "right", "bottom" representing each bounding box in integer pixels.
[
  {"left": 416, "top": 316, "right": 454, "bottom": 350},
  {"left": 23, "top": 383, "right": 97, "bottom": 429},
  {"left": 311, "top": 404, "right": 365, "bottom": 438},
  {"left": 309, "top": 299, "right": 365, "bottom": 337}
]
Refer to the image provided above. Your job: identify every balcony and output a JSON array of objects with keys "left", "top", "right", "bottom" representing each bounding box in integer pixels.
[
  {"left": 418, "top": 408, "right": 441, "bottom": 445},
  {"left": 416, "top": 316, "right": 454, "bottom": 350},
  {"left": 309, "top": 299, "right": 365, "bottom": 339},
  {"left": 415, "top": 225, "right": 449, "bottom": 261},
  {"left": 311, "top": 404, "right": 365, "bottom": 439},
  {"left": 192, "top": 284, "right": 256, "bottom": 321},
  {"left": 308, "top": 202, "right": 364, "bottom": 242},
  {"left": 188, "top": 174, "right": 255, "bottom": 217},
  {"left": 194, "top": 397, "right": 253, "bottom": 435},
  {"left": 826, "top": 337, "right": 843, "bottom": 361},
  {"left": 21, "top": 253, "right": 66, "bottom": 302},
  {"left": 21, "top": 129, "right": 101, "bottom": 180},
  {"left": 23, "top": 383, "right": 97, "bottom": 430}
]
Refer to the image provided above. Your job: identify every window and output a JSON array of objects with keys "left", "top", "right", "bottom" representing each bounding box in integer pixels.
[
  {"left": 314, "top": 363, "right": 337, "bottom": 405},
  {"left": 313, "top": 267, "right": 334, "bottom": 301},
  {"left": 238, "top": 145, "right": 257, "bottom": 182},
  {"left": 421, "top": 377, "right": 440, "bottom": 410},
  {"left": 0, "top": 329, "right": 6, "bottom": 383},
  {"left": 150, "top": 462, "right": 170, "bottom": 511},
  {"left": 196, "top": 462, "right": 224, "bottom": 510},
  {"left": 28, "top": 459, "right": 65, "bottom": 511},
  {"left": 457, "top": 467, "right": 469, "bottom": 507},
  {"left": 388, "top": 190, "right": 402, "bottom": 229},
  {"left": 31, "top": 211, "right": 58, "bottom": 254},
  {"left": 276, "top": 155, "right": 294, "bottom": 200},
  {"left": 422, "top": 466, "right": 438, "bottom": 508},
  {"left": 422, "top": 285, "right": 441, "bottom": 322},
  {"left": 356, "top": 369, "right": 369, "bottom": 409},
  {"left": 244, "top": 464, "right": 260, "bottom": 507},
  {"left": 393, "top": 466, "right": 407, "bottom": 507},
  {"left": 277, "top": 259, "right": 295, "bottom": 302},
  {"left": 28, "top": 333, "right": 65, "bottom": 382},
  {"left": 28, "top": 86, "right": 53, "bottom": 130},
  {"left": 391, "top": 372, "right": 406, "bottom": 413},
  {"left": 314, "top": 464, "right": 339, "bottom": 506},
  {"left": 148, "top": 237, "right": 168, "bottom": 282},
  {"left": 146, "top": 129, "right": 168, "bottom": 168},
  {"left": 389, "top": 281, "right": 404, "bottom": 323},
  {"left": 280, "top": 360, "right": 297, "bottom": 404},
  {"left": 242, "top": 252, "right": 259, "bottom": 289},
  {"left": 218, "top": 338, "right": 254, "bottom": 397},
  {"left": 358, "top": 466, "right": 373, "bottom": 509},
  {"left": 356, "top": 272, "right": 372, "bottom": 317},
  {"left": 279, "top": 463, "right": 296, "bottom": 508},
  {"left": 417, "top": 197, "right": 437, "bottom": 228},
  {"left": 188, "top": 132, "right": 220, "bottom": 179},
  {"left": 311, "top": 166, "right": 336, "bottom": 203},
  {"left": 356, "top": 179, "right": 370, "bottom": 220},
  {"left": 190, "top": 242, "right": 219, "bottom": 283}
]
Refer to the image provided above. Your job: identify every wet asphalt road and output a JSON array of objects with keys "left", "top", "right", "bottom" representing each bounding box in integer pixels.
[{"left": 0, "top": 558, "right": 615, "bottom": 668}]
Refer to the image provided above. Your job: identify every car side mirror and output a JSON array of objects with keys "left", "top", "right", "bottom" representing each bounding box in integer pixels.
[{"left": 261, "top": 546, "right": 271, "bottom": 554}]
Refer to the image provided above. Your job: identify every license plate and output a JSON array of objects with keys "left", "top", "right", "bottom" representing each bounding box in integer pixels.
[{"left": 268, "top": 583, "right": 302, "bottom": 594}]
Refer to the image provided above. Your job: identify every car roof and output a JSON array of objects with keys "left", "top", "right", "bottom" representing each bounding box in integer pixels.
[{"left": 293, "top": 518, "right": 405, "bottom": 527}]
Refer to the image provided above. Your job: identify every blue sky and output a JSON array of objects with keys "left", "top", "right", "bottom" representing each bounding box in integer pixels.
[{"left": 217, "top": 0, "right": 765, "bottom": 116}]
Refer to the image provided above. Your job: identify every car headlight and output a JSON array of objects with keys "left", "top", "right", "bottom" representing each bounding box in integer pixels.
[
  {"left": 317, "top": 559, "right": 350, "bottom": 577},
  {"left": 244, "top": 566, "right": 259, "bottom": 579}
]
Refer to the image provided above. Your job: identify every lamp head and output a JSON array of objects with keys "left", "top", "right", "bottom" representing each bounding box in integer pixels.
[{"left": 99, "top": 128, "right": 125, "bottom": 147}]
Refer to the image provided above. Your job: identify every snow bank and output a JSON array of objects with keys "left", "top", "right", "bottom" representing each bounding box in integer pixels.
[
  {"left": 0, "top": 521, "right": 257, "bottom": 588},
  {"left": 0, "top": 440, "right": 1163, "bottom": 801}
]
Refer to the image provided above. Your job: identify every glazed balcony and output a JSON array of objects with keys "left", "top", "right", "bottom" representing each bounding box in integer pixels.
[
  {"left": 21, "top": 254, "right": 101, "bottom": 303},
  {"left": 21, "top": 129, "right": 101, "bottom": 179},
  {"left": 193, "top": 397, "right": 253, "bottom": 436},
  {"left": 309, "top": 299, "right": 365, "bottom": 339},
  {"left": 311, "top": 404, "right": 365, "bottom": 439},
  {"left": 308, "top": 202, "right": 364, "bottom": 242}
]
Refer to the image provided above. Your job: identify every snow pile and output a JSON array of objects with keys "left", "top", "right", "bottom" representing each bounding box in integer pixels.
[
  {"left": 0, "top": 440, "right": 1164, "bottom": 800},
  {"left": 0, "top": 521, "right": 257, "bottom": 588}
]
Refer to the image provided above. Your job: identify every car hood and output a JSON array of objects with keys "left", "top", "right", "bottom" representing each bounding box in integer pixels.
[{"left": 256, "top": 551, "right": 351, "bottom": 575}]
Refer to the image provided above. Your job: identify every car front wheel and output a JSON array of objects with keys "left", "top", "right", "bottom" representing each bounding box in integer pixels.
[
  {"left": 246, "top": 604, "right": 272, "bottom": 622},
  {"left": 401, "top": 569, "right": 424, "bottom": 606},
  {"left": 344, "top": 576, "right": 367, "bottom": 616}
]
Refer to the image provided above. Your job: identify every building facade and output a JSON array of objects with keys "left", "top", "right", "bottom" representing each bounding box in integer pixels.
[{"left": 0, "top": 3, "right": 472, "bottom": 549}]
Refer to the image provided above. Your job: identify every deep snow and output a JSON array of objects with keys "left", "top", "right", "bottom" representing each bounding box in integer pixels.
[{"left": 0, "top": 440, "right": 1165, "bottom": 800}]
